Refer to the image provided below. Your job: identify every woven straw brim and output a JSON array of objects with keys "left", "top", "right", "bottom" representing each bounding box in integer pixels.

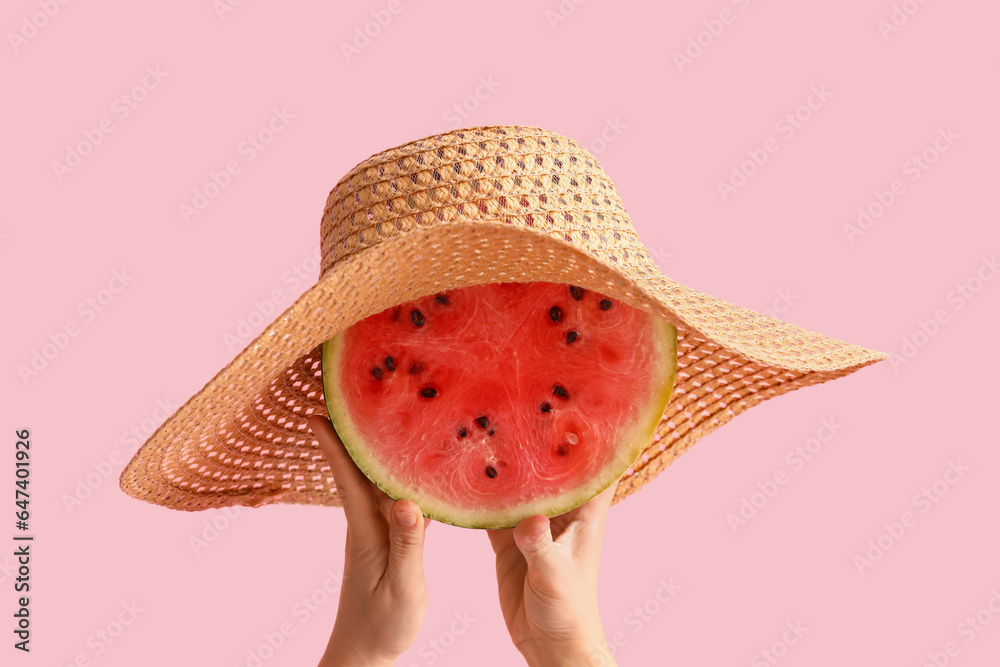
[
  {"left": 119, "top": 124, "right": 886, "bottom": 515},
  {"left": 118, "top": 221, "right": 885, "bottom": 513}
]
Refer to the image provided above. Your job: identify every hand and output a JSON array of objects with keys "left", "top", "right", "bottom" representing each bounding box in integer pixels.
[
  {"left": 487, "top": 479, "right": 619, "bottom": 667},
  {"left": 308, "top": 414, "right": 432, "bottom": 667}
]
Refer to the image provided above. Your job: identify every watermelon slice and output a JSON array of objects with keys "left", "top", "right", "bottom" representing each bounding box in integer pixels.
[{"left": 321, "top": 281, "right": 677, "bottom": 529}]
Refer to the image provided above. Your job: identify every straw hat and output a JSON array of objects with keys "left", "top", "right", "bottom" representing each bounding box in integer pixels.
[{"left": 119, "top": 125, "right": 886, "bottom": 514}]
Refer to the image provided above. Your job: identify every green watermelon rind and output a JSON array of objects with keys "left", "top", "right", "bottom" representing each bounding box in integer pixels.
[{"left": 320, "top": 313, "right": 678, "bottom": 530}]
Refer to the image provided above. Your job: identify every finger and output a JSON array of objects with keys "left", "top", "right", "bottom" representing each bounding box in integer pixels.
[
  {"left": 308, "top": 415, "right": 382, "bottom": 544},
  {"left": 374, "top": 486, "right": 396, "bottom": 523},
  {"left": 370, "top": 485, "right": 430, "bottom": 534},
  {"left": 512, "top": 515, "right": 562, "bottom": 584},
  {"left": 486, "top": 527, "right": 516, "bottom": 556},
  {"left": 566, "top": 478, "right": 619, "bottom": 553},
  {"left": 384, "top": 499, "right": 427, "bottom": 594},
  {"left": 575, "top": 477, "right": 619, "bottom": 522}
]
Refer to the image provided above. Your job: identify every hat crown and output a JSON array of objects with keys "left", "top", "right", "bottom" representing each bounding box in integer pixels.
[{"left": 320, "top": 125, "right": 656, "bottom": 280}]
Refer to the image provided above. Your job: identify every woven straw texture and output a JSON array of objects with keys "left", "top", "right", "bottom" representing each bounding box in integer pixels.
[{"left": 119, "top": 125, "right": 887, "bottom": 514}]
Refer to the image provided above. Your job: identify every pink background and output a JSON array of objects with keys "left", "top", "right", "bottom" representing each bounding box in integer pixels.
[{"left": 4, "top": 1, "right": 999, "bottom": 665}]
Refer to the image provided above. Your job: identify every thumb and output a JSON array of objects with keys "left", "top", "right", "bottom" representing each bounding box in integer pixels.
[
  {"left": 384, "top": 499, "right": 426, "bottom": 592},
  {"left": 513, "top": 515, "right": 561, "bottom": 584}
]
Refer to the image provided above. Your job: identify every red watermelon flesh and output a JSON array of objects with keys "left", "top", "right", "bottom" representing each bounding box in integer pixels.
[{"left": 321, "top": 281, "right": 677, "bottom": 529}]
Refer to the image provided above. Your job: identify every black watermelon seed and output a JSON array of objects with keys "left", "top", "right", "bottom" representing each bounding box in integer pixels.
[
  {"left": 553, "top": 385, "right": 569, "bottom": 398},
  {"left": 384, "top": 356, "right": 396, "bottom": 371},
  {"left": 540, "top": 402, "right": 552, "bottom": 413},
  {"left": 566, "top": 330, "right": 579, "bottom": 344},
  {"left": 487, "top": 428, "right": 495, "bottom": 437},
  {"left": 411, "top": 309, "right": 425, "bottom": 327},
  {"left": 435, "top": 294, "right": 450, "bottom": 305},
  {"left": 600, "top": 299, "right": 613, "bottom": 310},
  {"left": 409, "top": 361, "right": 423, "bottom": 375},
  {"left": 556, "top": 444, "right": 569, "bottom": 457},
  {"left": 486, "top": 465, "right": 498, "bottom": 478},
  {"left": 475, "top": 416, "right": 488, "bottom": 429},
  {"left": 458, "top": 426, "right": 468, "bottom": 438},
  {"left": 569, "top": 285, "right": 584, "bottom": 300},
  {"left": 372, "top": 367, "right": 384, "bottom": 379},
  {"left": 549, "top": 306, "right": 563, "bottom": 322},
  {"left": 420, "top": 387, "right": 438, "bottom": 398}
]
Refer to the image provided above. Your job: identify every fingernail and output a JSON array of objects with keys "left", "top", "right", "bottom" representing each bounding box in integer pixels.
[{"left": 396, "top": 511, "right": 416, "bottom": 527}]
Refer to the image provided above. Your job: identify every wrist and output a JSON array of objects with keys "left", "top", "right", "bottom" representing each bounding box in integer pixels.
[
  {"left": 319, "top": 636, "right": 397, "bottom": 667},
  {"left": 519, "top": 635, "right": 616, "bottom": 667},
  {"left": 319, "top": 651, "right": 395, "bottom": 667}
]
